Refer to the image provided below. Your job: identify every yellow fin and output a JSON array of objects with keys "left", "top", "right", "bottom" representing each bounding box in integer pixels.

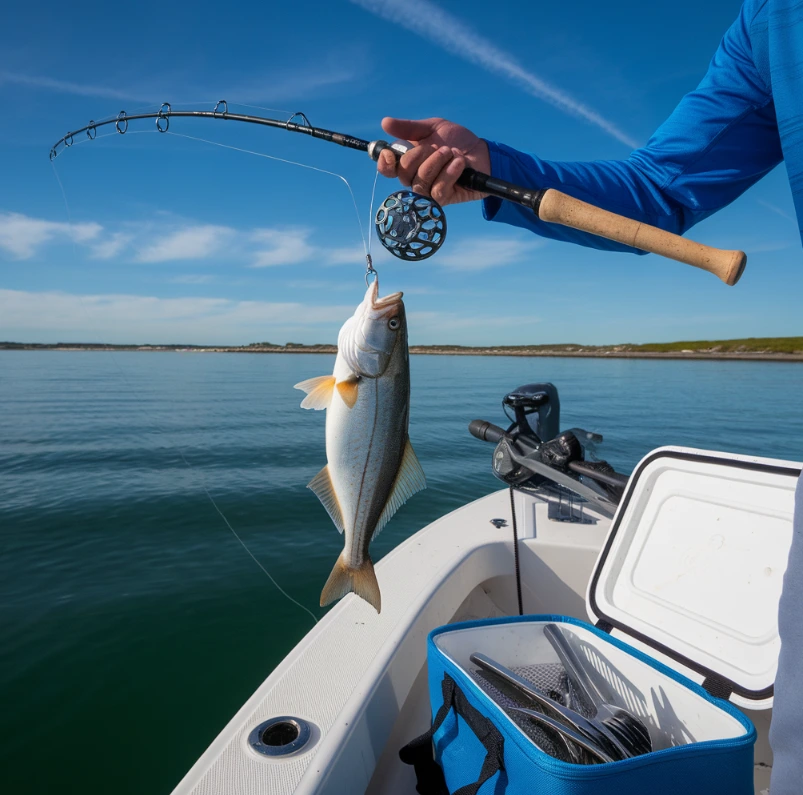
[
  {"left": 336, "top": 377, "right": 359, "bottom": 409},
  {"left": 294, "top": 375, "right": 335, "bottom": 410},
  {"left": 320, "top": 555, "right": 381, "bottom": 613},
  {"left": 372, "top": 439, "right": 426, "bottom": 542},
  {"left": 308, "top": 465, "right": 344, "bottom": 533}
]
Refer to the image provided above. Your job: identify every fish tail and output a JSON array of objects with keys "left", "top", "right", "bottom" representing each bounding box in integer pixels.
[{"left": 320, "top": 555, "right": 381, "bottom": 614}]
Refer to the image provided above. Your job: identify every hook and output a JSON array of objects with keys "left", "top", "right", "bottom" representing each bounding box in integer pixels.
[{"left": 115, "top": 111, "right": 128, "bottom": 134}]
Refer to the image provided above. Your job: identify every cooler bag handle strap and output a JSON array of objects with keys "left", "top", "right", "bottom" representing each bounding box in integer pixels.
[{"left": 399, "top": 673, "right": 505, "bottom": 795}]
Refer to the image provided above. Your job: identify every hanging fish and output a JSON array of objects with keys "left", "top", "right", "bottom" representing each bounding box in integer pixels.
[{"left": 294, "top": 280, "right": 425, "bottom": 613}]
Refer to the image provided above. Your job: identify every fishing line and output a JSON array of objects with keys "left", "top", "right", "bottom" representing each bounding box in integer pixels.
[
  {"left": 49, "top": 148, "right": 321, "bottom": 626},
  {"left": 227, "top": 103, "right": 295, "bottom": 116},
  {"left": 366, "top": 168, "right": 381, "bottom": 260},
  {"left": 164, "top": 129, "right": 369, "bottom": 257}
]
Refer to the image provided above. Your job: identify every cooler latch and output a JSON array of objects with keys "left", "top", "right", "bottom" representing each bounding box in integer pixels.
[
  {"left": 595, "top": 619, "right": 614, "bottom": 633},
  {"left": 702, "top": 675, "right": 734, "bottom": 701}
]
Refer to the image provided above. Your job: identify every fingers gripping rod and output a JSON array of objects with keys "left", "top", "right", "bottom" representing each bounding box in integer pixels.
[{"left": 368, "top": 140, "right": 746, "bottom": 286}]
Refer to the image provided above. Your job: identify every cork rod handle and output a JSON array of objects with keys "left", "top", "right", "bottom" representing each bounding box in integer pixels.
[{"left": 538, "top": 189, "right": 746, "bottom": 286}]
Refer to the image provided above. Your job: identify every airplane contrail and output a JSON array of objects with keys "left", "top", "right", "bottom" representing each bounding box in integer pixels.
[{"left": 350, "top": 0, "right": 639, "bottom": 149}]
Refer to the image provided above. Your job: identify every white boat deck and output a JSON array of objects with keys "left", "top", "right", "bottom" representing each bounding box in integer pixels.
[{"left": 171, "top": 487, "right": 774, "bottom": 795}]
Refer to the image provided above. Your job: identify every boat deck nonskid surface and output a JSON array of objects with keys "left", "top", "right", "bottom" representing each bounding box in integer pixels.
[{"left": 171, "top": 488, "right": 774, "bottom": 794}]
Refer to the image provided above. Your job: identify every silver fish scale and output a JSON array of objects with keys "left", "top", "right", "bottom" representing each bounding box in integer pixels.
[{"left": 473, "top": 663, "right": 596, "bottom": 764}]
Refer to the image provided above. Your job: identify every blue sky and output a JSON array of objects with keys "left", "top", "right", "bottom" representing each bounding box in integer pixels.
[{"left": 1, "top": 0, "right": 800, "bottom": 345}]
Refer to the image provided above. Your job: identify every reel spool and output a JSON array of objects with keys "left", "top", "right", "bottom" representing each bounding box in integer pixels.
[{"left": 375, "top": 190, "right": 447, "bottom": 261}]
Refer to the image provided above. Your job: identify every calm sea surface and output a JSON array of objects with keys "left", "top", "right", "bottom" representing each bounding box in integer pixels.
[{"left": 2, "top": 351, "right": 802, "bottom": 793}]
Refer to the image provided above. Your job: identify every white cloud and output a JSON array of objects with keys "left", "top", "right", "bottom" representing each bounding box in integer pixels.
[
  {"left": 350, "top": 0, "right": 638, "bottom": 148},
  {"left": 250, "top": 228, "right": 318, "bottom": 267},
  {"left": 224, "top": 63, "right": 363, "bottom": 104},
  {"left": 0, "top": 289, "right": 353, "bottom": 345},
  {"left": 321, "top": 243, "right": 396, "bottom": 268},
  {"left": 0, "top": 212, "right": 102, "bottom": 259},
  {"left": 91, "top": 232, "right": 134, "bottom": 260},
  {"left": 170, "top": 274, "right": 215, "bottom": 284},
  {"left": 324, "top": 244, "right": 370, "bottom": 265},
  {"left": 136, "top": 225, "right": 234, "bottom": 263},
  {"left": 0, "top": 61, "right": 359, "bottom": 106},
  {"left": 0, "top": 288, "right": 548, "bottom": 346},
  {"left": 408, "top": 310, "right": 542, "bottom": 344},
  {"left": 0, "top": 211, "right": 423, "bottom": 272},
  {"left": 435, "top": 236, "right": 544, "bottom": 271},
  {"left": 0, "top": 71, "right": 145, "bottom": 101}
]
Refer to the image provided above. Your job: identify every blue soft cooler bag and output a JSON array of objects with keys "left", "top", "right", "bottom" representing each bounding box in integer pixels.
[
  {"left": 402, "top": 448, "right": 800, "bottom": 795},
  {"left": 416, "top": 615, "right": 755, "bottom": 795}
]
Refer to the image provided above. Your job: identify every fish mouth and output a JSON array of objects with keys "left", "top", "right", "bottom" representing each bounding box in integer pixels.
[{"left": 367, "top": 279, "right": 403, "bottom": 310}]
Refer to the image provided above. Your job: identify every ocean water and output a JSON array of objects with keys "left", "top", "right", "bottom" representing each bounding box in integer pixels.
[{"left": 2, "top": 351, "right": 802, "bottom": 794}]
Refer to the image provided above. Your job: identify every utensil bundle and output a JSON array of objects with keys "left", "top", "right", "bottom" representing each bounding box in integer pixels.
[{"left": 470, "top": 623, "right": 653, "bottom": 764}]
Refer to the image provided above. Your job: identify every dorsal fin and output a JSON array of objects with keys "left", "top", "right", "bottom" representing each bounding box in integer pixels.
[
  {"left": 372, "top": 439, "right": 426, "bottom": 541},
  {"left": 308, "top": 465, "right": 345, "bottom": 533},
  {"left": 294, "top": 375, "right": 336, "bottom": 410},
  {"left": 336, "top": 377, "right": 359, "bottom": 409}
]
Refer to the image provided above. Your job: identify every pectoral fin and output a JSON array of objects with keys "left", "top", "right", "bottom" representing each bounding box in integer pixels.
[
  {"left": 294, "top": 375, "right": 336, "bottom": 410},
  {"left": 336, "top": 376, "right": 359, "bottom": 409},
  {"left": 372, "top": 439, "right": 426, "bottom": 541},
  {"left": 308, "top": 465, "right": 345, "bottom": 533}
]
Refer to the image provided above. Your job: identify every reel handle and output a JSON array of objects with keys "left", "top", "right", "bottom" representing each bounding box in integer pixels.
[{"left": 369, "top": 140, "right": 746, "bottom": 286}]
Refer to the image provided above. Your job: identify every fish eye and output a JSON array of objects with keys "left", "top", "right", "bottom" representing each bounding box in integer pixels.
[{"left": 388, "top": 317, "right": 400, "bottom": 330}]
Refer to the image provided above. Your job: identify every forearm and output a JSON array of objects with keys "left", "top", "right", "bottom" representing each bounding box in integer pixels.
[{"left": 482, "top": 0, "right": 783, "bottom": 254}]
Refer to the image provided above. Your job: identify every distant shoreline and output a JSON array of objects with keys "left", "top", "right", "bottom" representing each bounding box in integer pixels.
[{"left": 2, "top": 342, "right": 803, "bottom": 362}]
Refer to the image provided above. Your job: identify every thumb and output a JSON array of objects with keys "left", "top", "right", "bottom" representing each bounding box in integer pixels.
[{"left": 381, "top": 117, "right": 439, "bottom": 144}]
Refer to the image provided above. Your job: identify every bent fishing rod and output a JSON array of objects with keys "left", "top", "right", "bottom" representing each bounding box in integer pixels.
[{"left": 50, "top": 101, "right": 746, "bottom": 285}]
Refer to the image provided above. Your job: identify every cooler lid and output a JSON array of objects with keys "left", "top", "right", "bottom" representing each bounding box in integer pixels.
[{"left": 587, "top": 446, "right": 800, "bottom": 709}]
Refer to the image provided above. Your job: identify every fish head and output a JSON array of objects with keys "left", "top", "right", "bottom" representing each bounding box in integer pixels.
[{"left": 338, "top": 280, "right": 406, "bottom": 377}]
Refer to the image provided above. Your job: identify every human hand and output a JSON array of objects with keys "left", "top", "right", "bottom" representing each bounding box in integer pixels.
[{"left": 376, "top": 117, "right": 491, "bottom": 206}]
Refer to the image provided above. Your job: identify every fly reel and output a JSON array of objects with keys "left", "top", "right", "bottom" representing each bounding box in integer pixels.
[{"left": 375, "top": 190, "right": 447, "bottom": 261}]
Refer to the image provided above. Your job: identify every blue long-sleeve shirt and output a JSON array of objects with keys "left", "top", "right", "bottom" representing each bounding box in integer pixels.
[
  {"left": 482, "top": 0, "right": 803, "bottom": 250},
  {"left": 481, "top": 4, "right": 803, "bottom": 793}
]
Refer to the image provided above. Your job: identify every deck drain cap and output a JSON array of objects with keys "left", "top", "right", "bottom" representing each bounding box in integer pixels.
[{"left": 248, "top": 716, "right": 311, "bottom": 757}]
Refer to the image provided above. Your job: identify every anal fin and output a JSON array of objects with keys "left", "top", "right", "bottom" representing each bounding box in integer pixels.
[
  {"left": 372, "top": 439, "right": 426, "bottom": 541},
  {"left": 308, "top": 465, "right": 345, "bottom": 533}
]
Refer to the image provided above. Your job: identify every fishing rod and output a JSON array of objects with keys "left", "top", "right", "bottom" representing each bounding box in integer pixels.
[{"left": 50, "top": 101, "right": 746, "bottom": 285}]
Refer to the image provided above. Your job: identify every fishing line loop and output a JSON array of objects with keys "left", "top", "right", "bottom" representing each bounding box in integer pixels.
[
  {"left": 87, "top": 121, "right": 97, "bottom": 140},
  {"left": 156, "top": 103, "right": 171, "bottom": 133},
  {"left": 213, "top": 99, "right": 228, "bottom": 117},
  {"left": 116, "top": 111, "right": 128, "bottom": 134}
]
